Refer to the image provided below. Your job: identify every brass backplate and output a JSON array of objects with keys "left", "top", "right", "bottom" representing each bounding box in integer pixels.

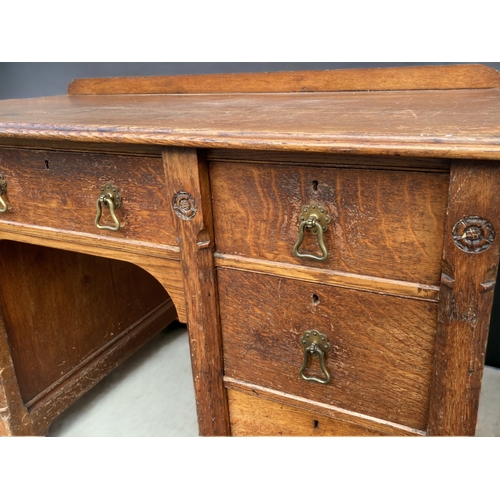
[
  {"left": 99, "top": 184, "right": 122, "bottom": 208},
  {"left": 0, "top": 173, "right": 6, "bottom": 195},
  {"left": 300, "top": 330, "right": 331, "bottom": 355},
  {"left": 298, "top": 203, "right": 331, "bottom": 234}
]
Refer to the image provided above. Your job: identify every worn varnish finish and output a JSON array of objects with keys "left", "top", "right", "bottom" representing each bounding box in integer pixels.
[
  {"left": 210, "top": 161, "right": 449, "bottom": 285},
  {"left": 427, "top": 160, "right": 500, "bottom": 436},
  {"left": 68, "top": 65, "right": 500, "bottom": 95},
  {"left": 0, "top": 147, "right": 177, "bottom": 247},
  {"left": 162, "top": 147, "right": 230, "bottom": 436},
  {"left": 218, "top": 269, "right": 437, "bottom": 431},
  {"left": 1, "top": 66, "right": 499, "bottom": 437},
  {"left": 227, "top": 389, "right": 389, "bottom": 437},
  {"left": 225, "top": 380, "right": 423, "bottom": 436},
  {"left": 2, "top": 89, "right": 500, "bottom": 159},
  {"left": 214, "top": 253, "right": 440, "bottom": 302}
]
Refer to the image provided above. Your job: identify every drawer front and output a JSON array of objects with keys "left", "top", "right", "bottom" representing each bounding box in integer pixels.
[
  {"left": 0, "top": 148, "right": 176, "bottom": 246},
  {"left": 218, "top": 268, "right": 437, "bottom": 431},
  {"left": 228, "top": 389, "right": 388, "bottom": 436},
  {"left": 210, "top": 161, "right": 449, "bottom": 285}
]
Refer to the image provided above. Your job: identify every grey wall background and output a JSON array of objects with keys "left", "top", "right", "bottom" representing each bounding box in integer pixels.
[
  {"left": 1, "top": 61, "right": 500, "bottom": 367},
  {"left": 1, "top": 62, "right": 500, "bottom": 99}
]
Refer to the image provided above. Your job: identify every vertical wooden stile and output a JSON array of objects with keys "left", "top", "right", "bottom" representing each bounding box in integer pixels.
[
  {"left": 428, "top": 160, "right": 500, "bottom": 435},
  {"left": 162, "top": 147, "right": 230, "bottom": 436}
]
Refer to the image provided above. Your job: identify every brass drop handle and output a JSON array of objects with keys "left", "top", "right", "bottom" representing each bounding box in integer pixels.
[
  {"left": 292, "top": 203, "right": 331, "bottom": 261},
  {"left": 95, "top": 184, "right": 122, "bottom": 231},
  {"left": 0, "top": 173, "right": 7, "bottom": 213},
  {"left": 299, "top": 330, "right": 331, "bottom": 384}
]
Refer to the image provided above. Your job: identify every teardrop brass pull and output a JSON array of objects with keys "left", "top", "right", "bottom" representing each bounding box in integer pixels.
[
  {"left": 299, "top": 330, "right": 331, "bottom": 384},
  {"left": 292, "top": 203, "right": 331, "bottom": 261},
  {"left": 0, "top": 173, "right": 7, "bottom": 213},
  {"left": 95, "top": 184, "right": 122, "bottom": 231}
]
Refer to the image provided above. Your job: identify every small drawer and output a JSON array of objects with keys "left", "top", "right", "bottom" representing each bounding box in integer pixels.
[
  {"left": 218, "top": 268, "right": 437, "bottom": 431},
  {"left": 210, "top": 161, "right": 449, "bottom": 286},
  {"left": 0, "top": 148, "right": 176, "bottom": 246}
]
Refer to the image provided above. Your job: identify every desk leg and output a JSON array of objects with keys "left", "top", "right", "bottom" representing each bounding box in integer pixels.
[
  {"left": 163, "top": 147, "right": 230, "bottom": 436},
  {"left": 0, "top": 315, "right": 33, "bottom": 436},
  {"left": 428, "top": 159, "right": 500, "bottom": 435}
]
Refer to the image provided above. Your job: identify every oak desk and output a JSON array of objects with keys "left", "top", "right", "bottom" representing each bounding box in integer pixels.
[{"left": 1, "top": 64, "right": 500, "bottom": 436}]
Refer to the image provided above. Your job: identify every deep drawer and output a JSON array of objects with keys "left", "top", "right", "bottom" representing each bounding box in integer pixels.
[
  {"left": 210, "top": 161, "right": 449, "bottom": 286},
  {"left": 0, "top": 148, "right": 176, "bottom": 246},
  {"left": 218, "top": 268, "right": 437, "bottom": 431}
]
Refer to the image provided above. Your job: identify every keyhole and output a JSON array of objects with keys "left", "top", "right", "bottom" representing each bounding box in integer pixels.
[
  {"left": 44, "top": 160, "right": 50, "bottom": 169},
  {"left": 312, "top": 180, "right": 318, "bottom": 191},
  {"left": 312, "top": 294, "right": 320, "bottom": 305},
  {"left": 313, "top": 420, "right": 319, "bottom": 429}
]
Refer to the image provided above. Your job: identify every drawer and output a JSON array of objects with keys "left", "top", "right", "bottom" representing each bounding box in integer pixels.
[
  {"left": 0, "top": 148, "right": 176, "bottom": 246},
  {"left": 218, "top": 268, "right": 437, "bottom": 431},
  {"left": 227, "top": 389, "right": 416, "bottom": 436},
  {"left": 210, "top": 161, "right": 449, "bottom": 285}
]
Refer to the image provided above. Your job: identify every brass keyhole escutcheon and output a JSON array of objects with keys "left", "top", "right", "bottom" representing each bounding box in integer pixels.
[
  {"left": 292, "top": 203, "right": 331, "bottom": 261},
  {"left": 299, "top": 330, "right": 331, "bottom": 384},
  {"left": 95, "top": 184, "right": 122, "bottom": 231}
]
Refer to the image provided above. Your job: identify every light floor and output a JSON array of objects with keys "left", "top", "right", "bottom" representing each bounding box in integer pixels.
[
  {"left": 48, "top": 322, "right": 199, "bottom": 437},
  {"left": 48, "top": 322, "right": 500, "bottom": 437}
]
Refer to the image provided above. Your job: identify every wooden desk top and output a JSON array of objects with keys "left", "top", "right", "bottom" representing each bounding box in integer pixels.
[{"left": 0, "top": 88, "right": 500, "bottom": 159}]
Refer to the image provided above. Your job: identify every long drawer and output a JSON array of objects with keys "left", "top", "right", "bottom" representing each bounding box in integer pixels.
[
  {"left": 218, "top": 268, "right": 437, "bottom": 432},
  {"left": 0, "top": 147, "right": 176, "bottom": 246}
]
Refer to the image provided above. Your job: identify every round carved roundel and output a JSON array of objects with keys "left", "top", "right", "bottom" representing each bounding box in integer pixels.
[
  {"left": 173, "top": 191, "right": 197, "bottom": 220},
  {"left": 452, "top": 216, "right": 495, "bottom": 253}
]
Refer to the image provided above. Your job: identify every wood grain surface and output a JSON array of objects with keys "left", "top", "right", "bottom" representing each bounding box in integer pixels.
[
  {"left": 210, "top": 161, "right": 449, "bottom": 285},
  {"left": 214, "top": 253, "right": 440, "bottom": 302},
  {"left": 228, "top": 389, "right": 387, "bottom": 436},
  {"left": 0, "top": 147, "right": 177, "bottom": 246},
  {"left": 68, "top": 65, "right": 500, "bottom": 95},
  {"left": 0, "top": 313, "right": 33, "bottom": 435},
  {"left": 225, "top": 380, "right": 423, "bottom": 436},
  {"left": 218, "top": 269, "right": 437, "bottom": 430},
  {"left": 0, "top": 224, "right": 186, "bottom": 323},
  {"left": 428, "top": 160, "right": 500, "bottom": 435},
  {"left": 0, "top": 241, "right": 171, "bottom": 403},
  {"left": 162, "top": 147, "right": 230, "bottom": 436},
  {"left": 1, "top": 89, "right": 500, "bottom": 159},
  {"left": 206, "top": 149, "right": 451, "bottom": 173}
]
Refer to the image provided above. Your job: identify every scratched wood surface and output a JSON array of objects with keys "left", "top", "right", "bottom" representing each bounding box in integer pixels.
[
  {"left": 228, "top": 389, "right": 390, "bottom": 436},
  {"left": 0, "top": 147, "right": 177, "bottom": 247},
  {"left": 428, "top": 160, "right": 500, "bottom": 435},
  {"left": 218, "top": 269, "right": 437, "bottom": 430},
  {"left": 225, "top": 381, "right": 423, "bottom": 436},
  {"left": 211, "top": 161, "right": 449, "bottom": 286},
  {"left": 67, "top": 64, "right": 500, "bottom": 95},
  {"left": 1, "top": 89, "right": 500, "bottom": 159},
  {"left": 162, "top": 147, "right": 230, "bottom": 436}
]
